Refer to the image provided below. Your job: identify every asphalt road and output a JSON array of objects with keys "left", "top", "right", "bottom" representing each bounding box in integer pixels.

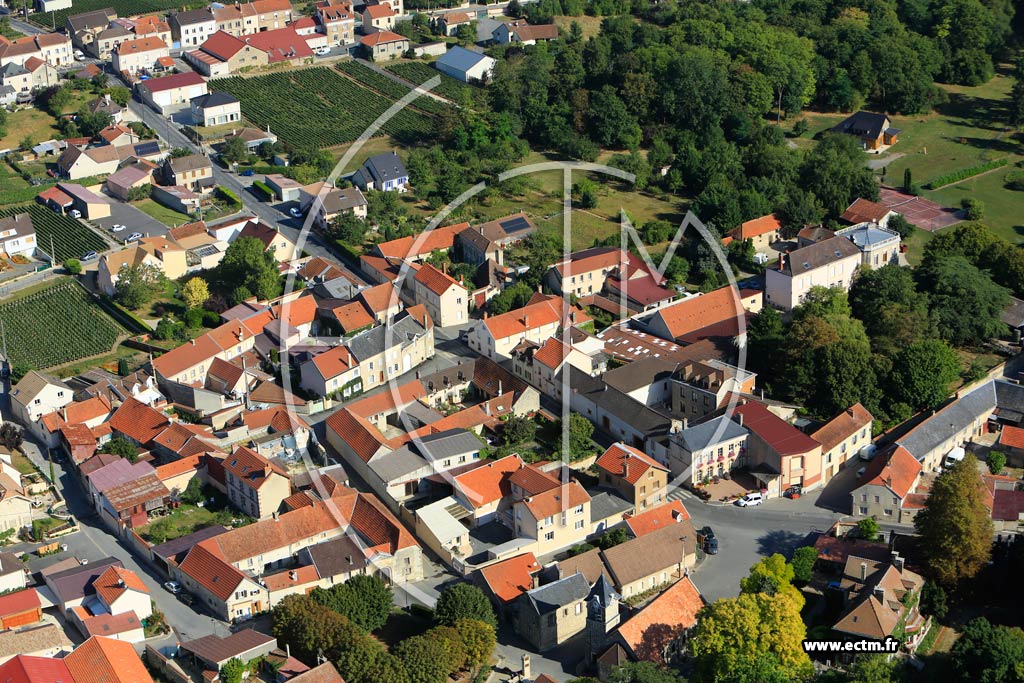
[{"left": 16, "top": 438, "right": 232, "bottom": 645}]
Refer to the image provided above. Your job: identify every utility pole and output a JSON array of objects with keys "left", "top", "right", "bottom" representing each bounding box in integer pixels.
[{"left": 50, "top": 235, "right": 56, "bottom": 268}]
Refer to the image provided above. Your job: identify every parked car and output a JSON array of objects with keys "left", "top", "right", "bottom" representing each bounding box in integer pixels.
[
  {"left": 289, "top": 207, "right": 303, "bottom": 218},
  {"left": 704, "top": 536, "right": 719, "bottom": 554},
  {"left": 109, "top": 224, "right": 126, "bottom": 232},
  {"left": 784, "top": 485, "right": 802, "bottom": 499},
  {"left": 80, "top": 251, "right": 97, "bottom": 261},
  {"left": 73, "top": 49, "right": 85, "bottom": 61},
  {"left": 857, "top": 466, "right": 867, "bottom": 478},
  {"left": 858, "top": 444, "right": 877, "bottom": 461},
  {"left": 735, "top": 492, "right": 764, "bottom": 507},
  {"left": 177, "top": 592, "right": 194, "bottom": 606},
  {"left": 163, "top": 580, "right": 182, "bottom": 594},
  {"left": 126, "top": 232, "right": 143, "bottom": 242},
  {"left": 68, "top": 209, "right": 82, "bottom": 219},
  {"left": 239, "top": 169, "right": 255, "bottom": 177}
]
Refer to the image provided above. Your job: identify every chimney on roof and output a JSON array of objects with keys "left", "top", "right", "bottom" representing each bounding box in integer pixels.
[
  {"left": 891, "top": 552, "right": 904, "bottom": 572},
  {"left": 272, "top": 511, "right": 279, "bottom": 521},
  {"left": 498, "top": 380, "right": 502, "bottom": 396},
  {"left": 190, "top": 339, "right": 195, "bottom": 346},
  {"left": 484, "top": 312, "right": 488, "bottom": 320},
  {"left": 737, "top": 413, "right": 743, "bottom": 428},
  {"left": 860, "top": 561, "right": 867, "bottom": 581}
]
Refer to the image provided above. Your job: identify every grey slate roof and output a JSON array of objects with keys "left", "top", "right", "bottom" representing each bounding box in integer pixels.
[
  {"left": 589, "top": 491, "right": 633, "bottom": 523},
  {"left": 150, "top": 525, "right": 228, "bottom": 566},
  {"left": 306, "top": 535, "right": 369, "bottom": 579},
  {"left": 369, "top": 446, "right": 428, "bottom": 482},
  {"left": 562, "top": 365, "right": 675, "bottom": 439},
  {"left": 191, "top": 91, "right": 238, "bottom": 109},
  {"left": 524, "top": 572, "right": 590, "bottom": 615},
  {"left": 836, "top": 225, "right": 900, "bottom": 248},
  {"left": 675, "top": 415, "right": 748, "bottom": 452},
  {"left": 416, "top": 429, "right": 484, "bottom": 462},
  {"left": 781, "top": 236, "right": 862, "bottom": 275},
  {"left": 362, "top": 152, "right": 407, "bottom": 185},
  {"left": 67, "top": 8, "right": 115, "bottom": 33},
  {"left": 170, "top": 7, "right": 215, "bottom": 26},
  {"left": 436, "top": 45, "right": 489, "bottom": 73},
  {"left": 0, "top": 62, "right": 29, "bottom": 78},
  {"left": 831, "top": 111, "right": 890, "bottom": 139},
  {"left": 898, "top": 380, "right": 1000, "bottom": 461},
  {"left": 45, "top": 557, "right": 123, "bottom": 605},
  {"left": 345, "top": 312, "right": 428, "bottom": 362}
]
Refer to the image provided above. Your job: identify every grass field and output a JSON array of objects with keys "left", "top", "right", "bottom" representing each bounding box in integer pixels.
[
  {"left": 137, "top": 504, "right": 224, "bottom": 544},
  {"left": 0, "top": 108, "right": 59, "bottom": 152},
  {"left": 0, "top": 278, "right": 126, "bottom": 369},
  {"left": 553, "top": 15, "right": 605, "bottom": 39},
  {"left": 131, "top": 199, "right": 193, "bottom": 228}
]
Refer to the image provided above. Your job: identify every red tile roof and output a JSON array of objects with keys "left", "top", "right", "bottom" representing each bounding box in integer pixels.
[
  {"left": 615, "top": 577, "right": 703, "bottom": 662},
  {"left": 0, "top": 588, "right": 40, "bottom": 619},
  {"left": 113, "top": 36, "right": 167, "bottom": 55},
  {"left": 310, "top": 345, "right": 356, "bottom": 380},
  {"left": 414, "top": 263, "right": 463, "bottom": 296},
  {"left": 358, "top": 282, "right": 402, "bottom": 314},
  {"left": 331, "top": 301, "right": 374, "bottom": 334},
  {"left": 594, "top": 442, "right": 667, "bottom": 485},
  {"left": 519, "top": 481, "right": 590, "bottom": 520},
  {"left": 364, "top": 3, "right": 394, "bottom": 17},
  {"left": 359, "top": 30, "right": 407, "bottom": 46},
  {"left": 155, "top": 454, "right": 205, "bottom": 481},
  {"left": 733, "top": 402, "right": 820, "bottom": 456},
  {"left": 94, "top": 566, "right": 148, "bottom": 606},
  {"left": 484, "top": 295, "right": 579, "bottom": 340},
  {"left": 999, "top": 425, "right": 1024, "bottom": 450},
  {"left": 109, "top": 397, "right": 170, "bottom": 446},
  {"left": 453, "top": 454, "right": 523, "bottom": 507},
  {"left": 507, "top": 464, "right": 560, "bottom": 496},
  {"left": 860, "top": 446, "right": 921, "bottom": 499},
  {"left": 811, "top": 403, "right": 873, "bottom": 452},
  {"left": 223, "top": 445, "right": 288, "bottom": 490},
  {"left": 0, "top": 655, "right": 74, "bottom": 683},
  {"left": 479, "top": 552, "right": 540, "bottom": 604},
  {"left": 178, "top": 543, "right": 246, "bottom": 601},
  {"left": 199, "top": 30, "right": 247, "bottom": 60},
  {"left": 347, "top": 379, "right": 426, "bottom": 418},
  {"left": 80, "top": 611, "right": 143, "bottom": 638},
  {"left": 736, "top": 213, "right": 783, "bottom": 240},
  {"left": 842, "top": 198, "right": 891, "bottom": 225},
  {"left": 993, "top": 488, "right": 1024, "bottom": 522},
  {"left": 262, "top": 564, "right": 320, "bottom": 591},
  {"left": 624, "top": 500, "right": 691, "bottom": 537},
  {"left": 241, "top": 405, "right": 307, "bottom": 434},
  {"left": 64, "top": 636, "right": 153, "bottom": 683},
  {"left": 648, "top": 286, "right": 748, "bottom": 340},
  {"left": 374, "top": 223, "right": 468, "bottom": 260},
  {"left": 139, "top": 70, "right": 205, "bottom": 93},
  {"left": 532, "top": 337, "right": 570, "bottom": 371},
  {"left": 324, "top": 409, "right": 388, "bottom": 462},
  {"left": 244, "top": 27, "right": 314, "bottom": 62}
]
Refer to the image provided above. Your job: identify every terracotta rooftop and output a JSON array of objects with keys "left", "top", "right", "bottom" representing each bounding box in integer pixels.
[
  {"left": 735, "top": 213, "right": 783, "bottom": 240},
  {"left": 624, "top": 500, "right": 691, "bottom": 537},
  {"left": 615, "top": 576, "right": 704, "bottom": 662},
  {"left": 594, "top": 442, "right": 667, "bottom": 485},
  {"left": 64, "top": 635, "right": 153, "bottom": 683},
  {"left": 842, "top": 197, "right": 891, "bottom": 225},
  {"left": 733, "top": 401, "right": 820, "bottom": 456},
  {"left": 453, "top": 454, "right": 523, "bottom": 508},
  {"left": 646, "top": 286, "right": 748, "bottom": 341},
  {"left": 811, "top": 403, "right": 873, "bottom": 453},
  {"left": 478, "top": 552, "right": 540, "bottom": 604},
  {"left": 858, "top": 446, "right": 921, "bottom": 499}
]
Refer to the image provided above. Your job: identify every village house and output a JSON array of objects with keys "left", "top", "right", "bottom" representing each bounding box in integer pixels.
[
  {"left": 0, "top": 32, "right": 73, "bottom": 67},
  {"left": 670, "top": 359, "right": 756, "bottom": 420},
  {"left": 831, "top": 111, "right": 900, "bottom": 151},
  {"left": 163, "top": 154, "right": 214, "bottom": 193},
  {"left": 178, "top": 631, "right": 278, "bottom": 679},
  {"left": 314, "top": 0, "right": 356, "bottom": 45},
  {"left": 812, "top": 403, "right": 874, "bottom": 484},
  {"left": 0, "top": 589, "right": 42, "bottom": 630},
  {"left": 475, "top": 552, "right": 541, "bottom": 619},
  {"left": 0, "top": 62, "right": 31, "bottom": 100},
  {"left": 435, "top": 44, "right": 495, "bottom": 83},
  {"left": 223, "top": 445, "right": 292, "bottom": 519},
  {"left": 516, "top": 573, "right": 590, "bottom": 651},
  {"left": 729, "top": 213, "right": 783, "bottom": 253},
  {"left": 834, "top": 223, "right": 901, "bottom": 270},
  {"left": 111, "top": 36, "right": 169, "bottom": 76},
  {"left": 213, "top": 0, "right": 294, "bottom": 37},
  {"left": 103, "top": 162, "right": 154, "bottom": 201},
  {"left": 850, "top": 446, "right": 923, "bottom": 523},
  {"left": 362, "top": 3, "right": 396, "bottom": 32},
  {"left": 359, "top": 28, "right": 408, "bottom": 59},
  {"left": 511, "top": 334, "right": 607, "bottom": 398},
  {"left": 56, "top": 145, "right": 120, "bottom": 179},
  {"left": 841, "top": 197, "right": 896, "bottom": 229},
  {"left": 65, "top": 8, "right": 118, "bottom": 55},
  {"left": 734, "top": 400, "right": 823, "bottom": 496},
  {"left": 298, "top": 182, "right": 369, "bottom": 227},
  {"left": 458, "top": 212, "right": 536, "bottom": 266},
  {"left": 468, "top": 294, "right": 590, "bottom": 360},
  {"left": 237, "top": 220, "right": 298, "bottom": 262},
  {"left": 668, "top": 415, "right": 750, "bottom": 484},
  {"left": 169, "top": 8, "right": 218, "bottom": 48},
  {"left": 603, "top": 576, "right": 704, "bottom": 669},
  {"left": 0, "top": 477, "right": 31, "bottom": 536},
  {"left": 353, "top": 151, "right": 409, "bottom": 191},
  {"left": 0, "top": 213, "right": 36, "bottom": 258},
  {"left": 10, "top": 371, "right": 73, "bottom": 443},
  {"left": 370, "top": 220, "right": 468, "bottom": 264},
  {"left": 0, "top": 553, "right": 27, "bottom": 594},
  {"left": 764, "top": 235, "right": 862, "bottom": 311},
  {"left": 97, "top": 237, "right": 187, "bottom": 295},
  {"left": 492, "top": 20, "right": 559, "bottom": 45},
  {"left": 595, "top": 443, "right": 669, "bottom": 510},
  {"left": 135, "top": 71, "right": 208, "bottom": 114},
  {"left": 412, "top": 263, "right": 468, "bottom": 327},
  {"left": 190, "top": 91, "right": 242, "bottom": 126},
  {"left": 598, "top": 521, "right": 697, "bottom": 597},
  {"left": 69, "top": 566, "right": 151, "bottom": 642},
  {"left": 437, "top": 12, "right": 472, "bottom": 36}
]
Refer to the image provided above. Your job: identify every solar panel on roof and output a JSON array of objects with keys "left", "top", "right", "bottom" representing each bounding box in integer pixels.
[
  {"left": 134, "top": 141, "right": 160, "bottom": 156},
  {"left": 500, "top": 216, "right": 531, "bottom": 234}
]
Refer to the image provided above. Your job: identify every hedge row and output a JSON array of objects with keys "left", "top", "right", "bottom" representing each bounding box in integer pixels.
[
  {"left": 95, "top": 295, "right": 152, "bottom": 335},
  {"left": 925, "top": 157, "right": 1008, "bottom": 189},
  {"left": 251, "top": 180, "right": 273, "bottom": 199}
]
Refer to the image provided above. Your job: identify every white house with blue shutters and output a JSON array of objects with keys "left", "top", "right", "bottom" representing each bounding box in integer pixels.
[{"left": 352, "top": 152, "right": 409, "bottom": 193}]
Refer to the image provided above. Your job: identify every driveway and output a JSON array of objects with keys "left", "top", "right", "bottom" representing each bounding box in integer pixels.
[{"left": 90, "top": 201, "right": 170, "bottom": 240}]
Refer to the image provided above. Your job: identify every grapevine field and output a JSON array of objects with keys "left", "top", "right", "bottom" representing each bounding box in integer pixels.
[
  {"left": 210, "top": 67, "right": 437, "bottom": 148},
  {"left": 334, "top": 61, "right": 448, "bottom": 115},
  {"left": 0, "top": 279, "right": 126, "bottom": 369},
  {"left": 385, "top": 62, "right": 474, "bottom": 102},
  {"left": 0, "top": 205, "right": 107, "bottom": 263},
  {"left": 29, "top": 0, "right": 188, "bottom": 29}
]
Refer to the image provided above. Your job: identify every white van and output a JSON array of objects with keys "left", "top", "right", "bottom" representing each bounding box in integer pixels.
[
  {"left": 943, "top": 446, "right": 966, "bottom": 471},
  {"left": 735, "top": 492, "right": 764, "bottom": 507}
]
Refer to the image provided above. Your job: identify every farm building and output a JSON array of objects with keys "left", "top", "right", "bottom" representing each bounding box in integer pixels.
[
  {"left": 57, "top": 183, "right": 111, "bottom": 220},
  {"left": 435, "top": 46, "right": 494, "bottom": 83},
  {"left": 135, "top": 71, "right": 208, "bottom": 114}
]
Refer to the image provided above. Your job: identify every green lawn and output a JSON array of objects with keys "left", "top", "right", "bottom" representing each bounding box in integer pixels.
[
  {"left": 131, "top": 199, "right": 193, "bottom": 228},
  {"left": 902, "top": 226, "right": 936, "bottom": 266},
  {"left": 553, "top": 15, "right": 605, "bottom": 40},
  {"left": 0, "top": 108, "right": 59, "bottom": 152},
  {"left": 926, "top": 168, "right": 1024, "bottom": 243},
  {"left": 9, "top": 451, "right": 38, "bottom": 476},
  {"left": 137, "top": 504, "right": 225, "bottom": 544}
]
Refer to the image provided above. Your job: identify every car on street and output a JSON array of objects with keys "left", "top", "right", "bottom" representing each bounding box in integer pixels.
[
  {"left": 73, "top": 49, "right": 85, "bottom": 61},
  {"left": 857, "top": 466, "right": 867, "bottom": 477},
  {"left": 177, "top": 592, "right": 195, "bottom": 607},
  {"left": 126, "top": 232, "right": 143, "bottom": 242},
  {"left": 289, "top": 207, "right": 303, "bottom": 218},
  {"left": 81, "top": 251, "right": 98, "bottom": 261},
  {"left": 110, "top": 224, "right": 126, "bottom": 232},
  {"left": 163, "top": 580, "right": 182, "bottom": 594},
  {"left": 735, "top": 492, "right": 764, "bottom": 507},
  {"left": 699, "top": 526, "right": 718, "bottom": 554},
  {"left": 239, "top": 169, "right": 255, "bottom": 176},
  {"left": 784, "top": 485, "right": 802, "bottom": 499}
]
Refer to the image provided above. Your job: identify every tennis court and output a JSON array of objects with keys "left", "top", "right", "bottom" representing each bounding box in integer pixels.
[{"left": 879, "top": 187, "right": 962, "bottom": 232}]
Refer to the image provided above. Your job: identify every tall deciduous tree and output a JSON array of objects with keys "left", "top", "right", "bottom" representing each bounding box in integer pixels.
[
  {"left": 915, "top": 256, "right": 1010, "bottom": 346},
  {"left": 454, "top": 619, "right": 496, "bottom": 675},
  {"left": 114, "top": 263, "right": 164, "bottom": 310},
  {"left": 913, "top": 452, "right": 994, "bottom": 585},
  {"left": 949, "top": 618, "right": 1024, "bottom": 683},
  {"left": 182, "top": 277, "right": 210, "bottom": 310},
  {"left": 216, "top": 236, "right": 284, "bottom": 303},
  {"left": 434, "top": 583, "right": 497, "bottom": 628},
  {"left": 890, "top": 339, "right": 961, "bottom": 410}
]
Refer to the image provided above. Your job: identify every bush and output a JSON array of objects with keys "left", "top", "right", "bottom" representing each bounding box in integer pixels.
[
  {"left": 184, "top": 308, "right": 204, "bottom": 329},
  {"left": 961, "top": 197, "right": 985, "bottom": 220},
  {"left": 63, "top": 259, "right": 82, "bottom": 275},
  {"left": 790, "top": 546, "right": 818, "bottom": 584},
  {"left": 1005, "top": 170, "right": 1024, "bottom": 191},
  {"left": 986, "top": 450, "right": 1006, "bottom": 474},
  {"left": 857, "top": 517, "right": 879, "bottom": 540},
  {"left": 925, "top": 158, "right": 1007, "bottom": 189},
  {"left": 251, "top": 180, "right": 273, "bottom": 199},
  {"left": 127, "top": 184, "right": 152, "bottom": 201}
]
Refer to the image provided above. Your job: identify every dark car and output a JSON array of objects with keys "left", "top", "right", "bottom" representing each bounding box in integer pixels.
[
  {"left": 177, "top": 592, "right": 195, "bottom": 607},
  {"left": 699, "top": 526, "right": 718, "bottom": 554},
  {"left": 240, "top": 169, "right": 255, "bottom": 176}
]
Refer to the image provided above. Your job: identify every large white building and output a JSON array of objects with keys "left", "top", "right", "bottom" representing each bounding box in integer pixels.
[{"left": 764, "top": 236, "right": 862, "bottom": 311}]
